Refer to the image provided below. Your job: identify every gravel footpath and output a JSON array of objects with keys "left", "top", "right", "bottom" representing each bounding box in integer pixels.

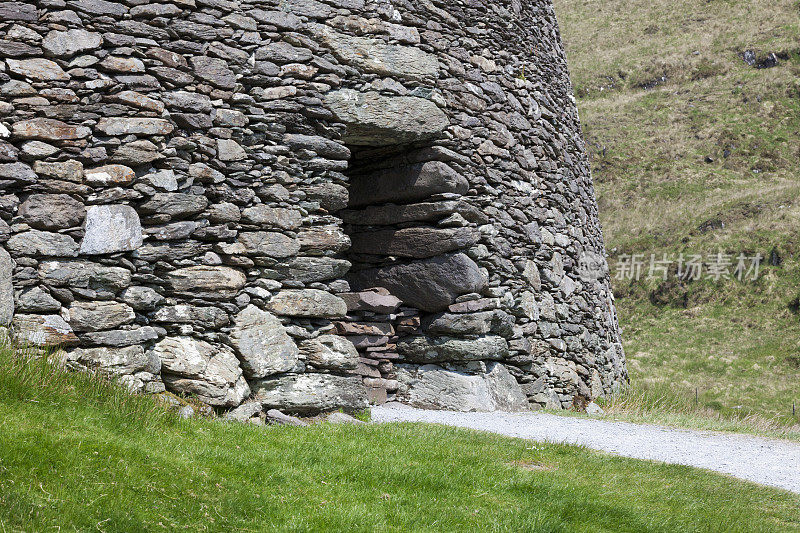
[{"left": 372, "top": 404, "right": 800, "bottom": 494}]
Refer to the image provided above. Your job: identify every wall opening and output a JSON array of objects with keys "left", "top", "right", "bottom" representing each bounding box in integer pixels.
[{"left": 333, "top": 143, "right": 509, "bottom": 404}]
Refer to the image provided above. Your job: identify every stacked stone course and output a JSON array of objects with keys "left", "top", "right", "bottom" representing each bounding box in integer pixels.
[{"left": 0, "top": 0, "right": 626, "bottom": 417}]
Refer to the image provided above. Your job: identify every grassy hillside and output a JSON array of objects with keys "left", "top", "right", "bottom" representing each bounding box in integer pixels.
[
  {"left": 554, "top": 0, "right": 800, "bottom": 423},
  {"left": 2, "top": 348, "right": 799, "bottom": 531}
]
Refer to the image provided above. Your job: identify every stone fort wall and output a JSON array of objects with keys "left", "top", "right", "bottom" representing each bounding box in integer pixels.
[{"left": 0, "top": 0, "right": 626, "bottom": 416}]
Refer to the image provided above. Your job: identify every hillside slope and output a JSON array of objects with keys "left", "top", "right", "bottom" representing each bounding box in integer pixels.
[{"left": 554, "top": 0, "right": 800, "bottom": 422}]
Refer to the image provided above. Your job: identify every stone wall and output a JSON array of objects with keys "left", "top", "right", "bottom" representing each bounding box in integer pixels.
[{"left": 0, "top": 0, "right": 626, "bottom": 416}]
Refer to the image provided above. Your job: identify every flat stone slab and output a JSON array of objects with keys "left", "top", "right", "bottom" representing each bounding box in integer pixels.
[{"left": 324, "top": 89, "right": 448, "bottom": 146}]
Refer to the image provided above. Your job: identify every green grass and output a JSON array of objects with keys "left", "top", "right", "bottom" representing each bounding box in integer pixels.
[
  {"left": 554, "top": 0, "right": 800, "bottom": 424},
  {"left": 1, "top": 347, "right": 800, "bottom": 531}
]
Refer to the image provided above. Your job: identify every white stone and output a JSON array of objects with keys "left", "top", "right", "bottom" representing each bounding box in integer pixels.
[{"left": 80, "top": 205, "right": 143, "bottom": 255}]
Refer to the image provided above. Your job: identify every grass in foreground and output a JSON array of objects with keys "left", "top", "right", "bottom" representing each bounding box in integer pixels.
[{"left": 1, "top": 348, "right": 799, "bottom": 532}]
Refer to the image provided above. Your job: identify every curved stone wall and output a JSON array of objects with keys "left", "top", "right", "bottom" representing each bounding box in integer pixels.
[{"left": 0, "top": 0, "right": 626, "bottom": 415}]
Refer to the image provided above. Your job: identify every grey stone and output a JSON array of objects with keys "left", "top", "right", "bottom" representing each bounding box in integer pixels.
[
  {"left": 139, "top": 193, "right": 208, "bottom": 219},
  {"left": 38, "top": 261, "right": 131, "bottom": 292},
  {"left": 0, "top": 162, "right": 36, "bottom": 183},
  {"left": 33, "top": 160, "right": 84, "bottom": 182},
  {"left": 313, "top": 24, "right": 439, "bottom": 81},
  {"left": 12, "top": 118, "right": 90, "bottom": 141},
  {"left": 72, "top": 0, "right": 128, "bottom": 16},
  {"left": 143, "top": 170, "right": 177, "bottom": 191},
  {"left": 300, "top": 335, "right": 358, "bottom": 371},
  {"left": 347, "top": 253, "right": 486, "bottom": 312},
  {"left": 348, "top": 162, "right": 468, "bottom": 207},
  {"left": 121, "top": 286, "right": 164, "bottom": 311},
  {"left": 96, "top": 117, "right": 174, "bottom": 136},
  {"left": 267, "top": 289, "right": 347, "bottom": 318},
  {"left": 16, "top": 287, "right": 61, "bottom": 313},
  {"left": 395, "top": 362, "right": 527, "bottom": 412},
  {"left": 342, "top": 201, "right": 465, "bottom": 225},
  {"left": 283, "top": 134, "right": 350, "bottom": 160},
  {"left": 0, "top": 2, "right": 37, "bottom": 21},
  {"left": 42, "top": 29, "right": 102, "bottom": 58},
  {"left": 241, "top": 206, "right": 302, "bottom": 230},
  {"left": 397, "top": 335, "right": 509, "bottom": 363},
  {"left": 144, "top": 222, "right": 197, "bottom": 241},
  {"left": 424, "top": 310, "right": 515, "bottom": 338},
  {"left": 151, "top": 336, "right": 250, "bottom": 407},
  {"left": 224, "top": 402, "right": 263, "bottom": 423},
  {"left": 153, "top": 305, "right": 229, "bottom": 329},
  {"left": 339, "top": 290, "right": 402, "bottom": 314},
  {"left": 297, "top": 226, "right": 350, "bottom": 254},
  {"left": 111, "top": 140, "right": 163, "bottom": 166},
  {"left": 265, "top": 409, "right": 308, "bottom": 426},
  {"left": 230, "top": 305, "right": 299, "bottom": 379},
  {"left": 7, "top": 230, "right": 79, "bottom": 257},
  {"left": 82, "top": 327, "right": 159, "bottom": 347},
  {"left": 80, "top": 205, "right": 143, "bottom": 255},
  {"left": 216, "top": 139, "right": 247, "bottom": 161},
  {"left": 274, "top": 257, "right": 351, "bottom": 283},
  {"left": 19, "top": 194, "right": 85, "bottom": 231},
  {"left": 305, "top": 183, "right": 349, "bottom": 212},
  {"left": 237, "top": 232, "right": 300, "bottom": 258},
  {"left": 253, "top": 374, "right": 368, "bottom": 415},
  {"left": 67, "top": 345, "right": 158, "bottom": 376},
  {"left": 349, "top": 227, "right": 478, "bottom": 259},
  {"left": 190, "top": 56, "right": 236, "bottom": 89},
  {"left": 166, "top": 266, "right": 246, "bottom": 300},
  {"left": 66, "top": 301, "right": 136, "bottom": 332},
  {"left": 12, "top": 314, "right": 79, "bottom": 347},
  {"left": 0, "top": 248, "right": 12, "bottom": 326},
  {"left": 6, "top": 58, "right": 69, "bottom": 81},
  {"left": 324, "top": 90, "right": 448, "bottom": 146}
]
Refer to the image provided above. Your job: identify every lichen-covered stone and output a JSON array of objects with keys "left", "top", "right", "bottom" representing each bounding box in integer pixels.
[
  {"left": 395, "top": 362, "right": 528, "bottom": 412},
  {"left": 166, "top": 266, "right": 246, "bottom": 300},
  {"left": 151, "top": 336, "right": 250, "bottom": 407},
  {"left": 267, "top": 290, "right": 347, "bottom": 318},
  {"left": 80, "top": 205, "right": 143, "bottom": 255},
  {"left": 253, "top": 374, "right": 368, "bottom": 415},
  {"left": 230, "top": 305, "right": 299, "bottom": 379}
]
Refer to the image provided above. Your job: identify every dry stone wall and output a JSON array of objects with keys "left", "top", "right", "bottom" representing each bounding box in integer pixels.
[{"left": 0, "top": 0, "right": 626, "bottom": 416}]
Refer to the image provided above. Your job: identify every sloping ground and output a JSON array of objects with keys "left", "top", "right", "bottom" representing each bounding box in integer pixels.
[
  {"left": 372, "top": 404, "right": 800, "bottom": 494},
  {"left": 1, "top": 349, "right": 799, "bottom": 531},
  {"left": 554, "top": 0, "right": 800, "bottom": 422}
]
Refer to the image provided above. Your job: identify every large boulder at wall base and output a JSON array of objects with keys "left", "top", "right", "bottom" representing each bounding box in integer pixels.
[
  {"left": 347, "top": 253, "right": 487, "bottom": 312},
  {"left": 252, "top": 374, "right": 369, "bottom": 415},
  {"left": 229, "top": 305, "right": 300, "bottom": 379},
  {"left": 395, "top": 362, "right": 528, "bottom": 412},
  {"left": 149, "top": 336, "right": 250, "bottom": 407}
]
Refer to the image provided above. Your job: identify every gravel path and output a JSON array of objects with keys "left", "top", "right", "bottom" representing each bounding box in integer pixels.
[{"left": 372, "top": 404, "right": 800, "bottom": 494}]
